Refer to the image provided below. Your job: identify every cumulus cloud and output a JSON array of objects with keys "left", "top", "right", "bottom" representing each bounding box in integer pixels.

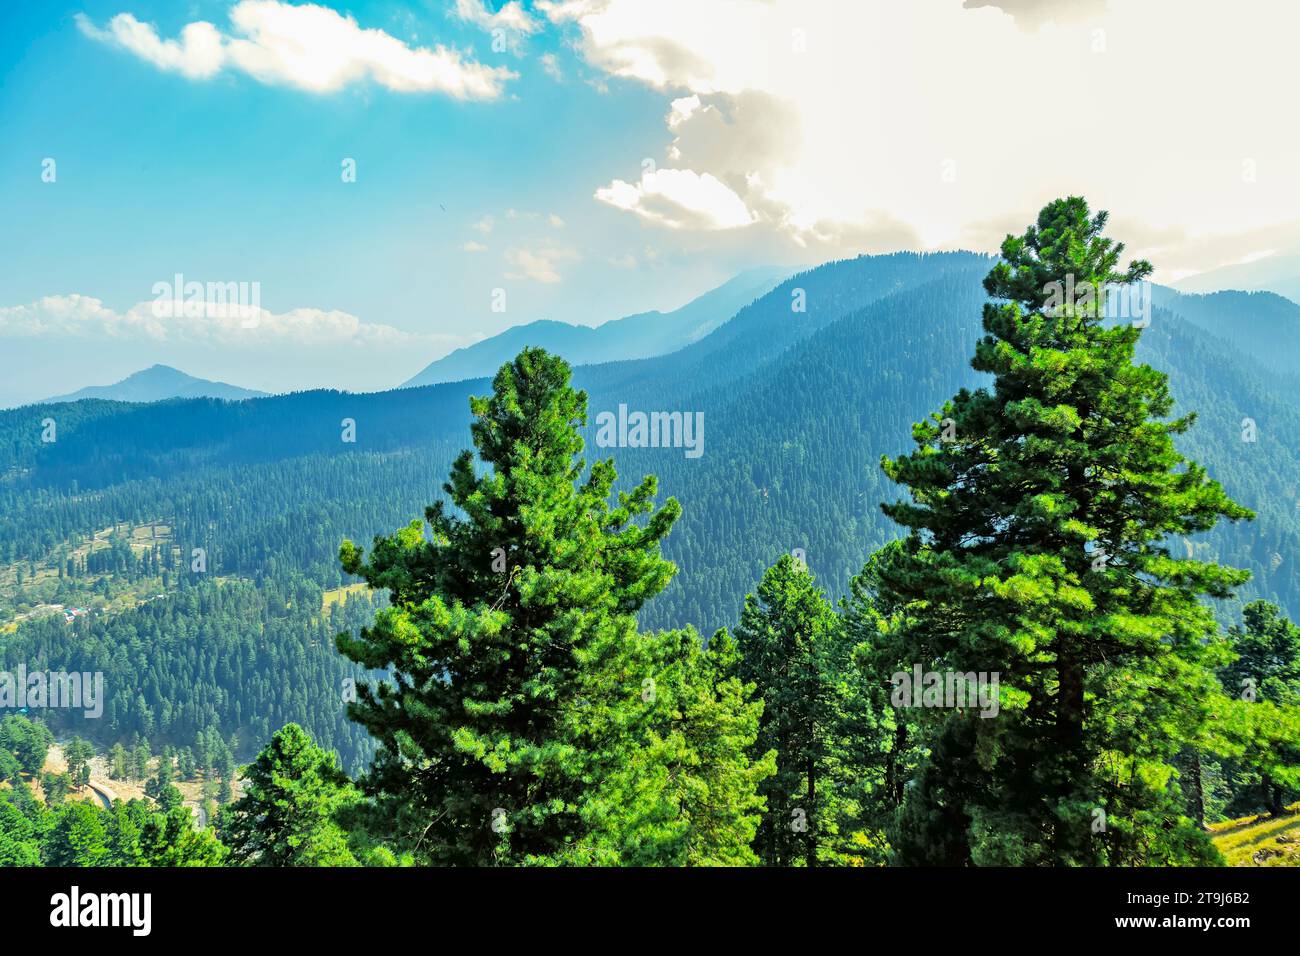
[
  {"left": 545, "top": 0, "right": 1300, "bottom": 279},
  {"left": 75, "top": 14, "right": 225, "bottom": 79},
  {"left": 596, "top": 167, "right": 755, "bottom": 230},
  {"left": 77, "top": 1, "right": 514, "bottom": 98},
  {"left": 462, "top": 240, "right": 489, "bottom": 252}
]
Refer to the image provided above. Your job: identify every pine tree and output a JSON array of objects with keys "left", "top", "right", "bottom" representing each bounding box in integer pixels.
[
  {"left": 337, "top": 348, "right": 681, "bottom": 865},
  {"left": 110, "top": 743, "right": 128, "bottom": 780},
  {"left": 219, "top": 724, "right": 357, "bottom": 866},
  {"left": 840, "top": 542, "right": 926, "bottom": 864},
  {"left": 877, "top": 197, "right": 1252, "bottom": 865},
  {"left": 733, "top": 554, "right": 842, "bottom": 865},
  {"left": 1223, "top": 601, "right": 1300, "bottom": 707},
  {"left": 1211, "top": 602, "right": 1300, "bottom": 817},
  {"left": 43, "top": 801, "right": 109, "bottom": 866},
  {"left": 0, "top": 799, "right": 40, "bottom": 866},
  {"left": 558, "top": 626, "right": 774, "bottom": 865}
]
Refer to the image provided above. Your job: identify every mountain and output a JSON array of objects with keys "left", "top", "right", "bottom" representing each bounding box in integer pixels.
[
  {"left": 43, "top": 364, "right": 267, "bottom": 405},
  {"left": 1151, "top": 286, "right": 1300, "bottom": 380},
  {"left": 401, "top": 266, "right": 790, "bottom": 387},
  {"left": 1173, "top": 249, "right": 1300, "bottom": 305},
  {"left": 3, "top": 251, "right": 1297, "bottom": 770}
]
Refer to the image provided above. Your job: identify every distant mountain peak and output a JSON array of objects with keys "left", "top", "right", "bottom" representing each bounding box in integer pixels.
[{"left": 43, "top": 366, "right": 268, "bottom": 405}]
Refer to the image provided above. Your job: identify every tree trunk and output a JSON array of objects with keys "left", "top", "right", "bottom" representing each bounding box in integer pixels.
[
  {"left": 1189, "top": 749, "right": 1206, "bottom": 829},
  {"left": 1266, "top": 774, "right": 1284, "bottom": 817},
  {"left": 1055, "top": 642, "right": 1086, "bottom": 858},
  {"left": 807, "top": 756, "right": 817, "bottom": 867}
]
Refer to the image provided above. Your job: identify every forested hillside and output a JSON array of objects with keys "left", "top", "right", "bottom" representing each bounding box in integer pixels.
[{"left": 2, "top": 247, "right": 1298, "bottom": 775}]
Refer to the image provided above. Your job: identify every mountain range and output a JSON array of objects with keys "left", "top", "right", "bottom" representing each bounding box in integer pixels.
[
  {"left": 401, "top": 266, "right": 790, "bottom": 387},
  {"left": 3, "top": 250, "right": 1298, "bottom": 768},
  {"left": 1174, "top": 248, "right": 1300, "bottom": 306}
]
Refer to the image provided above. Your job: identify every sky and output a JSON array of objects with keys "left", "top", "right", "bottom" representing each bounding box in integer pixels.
[{"left": 2, "top": 0, "right": 1299, "bottom": 406}]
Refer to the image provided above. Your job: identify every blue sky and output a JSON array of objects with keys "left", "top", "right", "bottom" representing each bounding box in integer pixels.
[
  {"left": 1, "top": 1, "right": 773, "bottom": 402},
  {"left": 3, "top": 0, "right": 1299, "bottom": 404}
]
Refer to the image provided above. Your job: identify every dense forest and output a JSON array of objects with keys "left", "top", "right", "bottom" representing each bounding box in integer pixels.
[{"left": 2, "top": 199, "right": 1300, "bottom": 865}]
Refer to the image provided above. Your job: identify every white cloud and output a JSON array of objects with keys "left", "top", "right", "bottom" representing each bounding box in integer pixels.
[
  {"left": 504, "top": 244, "right": 580, "bottom": 283},
  {"left": 540, "top": 51, "right": 563, "bottom": 80},
  {"left": 77, "top": 1, "right": 515, "bottom": 98},
  {"left": 75, "top": 14, "right": 225, "bottom": 79},
  {"left": 547, "top": 0, "right": 1300, "bottom": 278},
  {"left": 0, "top": 293, "right": 438, "bottom": 348},
  {"left": 454, "top": 0, "right": 541, "bottom": 35},
  {"left": 548, "top": 212, "right": 566, "bottom": 228},
  {"left": 0, "top": 294, "right": 470, "bottom": 402},
  {"left": 596, "top": 167, "right": 755, "bottom": 230},
  {"left": 462, "top": 240, "right": 489, "bottom": 252},
  {"left": 472, "top": 215, "right": 495, "bottom": 234}
]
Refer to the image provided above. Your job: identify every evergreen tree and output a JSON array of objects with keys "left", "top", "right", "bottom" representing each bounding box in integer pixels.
[
  {"left": 64, "top": 737, "right": 93, "bottom": 789},
  {"left": 733, "top": 554, "right": 842, "bottom": 865},
  {"left": 840, "top": 542, "right": 926, "bottom": 864},
  {"left": 0, "top": 716, "right": 52, "bottom": 776},
  {"left": 41, "top": 772, "right": 70, "bottom": 805},
  {"left": 43, "top": 801, "right": 109, "bottom": 866},
  {"left": 219, "top": 724, "right": 358, "bottom": 867},
  {"left": 0, "top": 799, "right": 40, "bottom": 866},
  {"left": 338, "top": 348, "right": 681, "bottom": 864},
  {"left": 109, "top": 743, "right": 129, "bottom": 780},
  {"left": 131, "top": 742, "right": 151, "bottom": 783},
  {"left": 176, "top": 747, "right": 197, "bottom": 781},
  {"left": 558, "top": 626, "right": 774, "bottom": 865},
  {"left": 1223, "top": 601, "right": 1300, "bottom": 707},
  {"left": 1209, "top": 602, "right": 1300, "bottom": 817},
  {"left": 877, "top": 197, "right": 1252, "bottom": 865}
]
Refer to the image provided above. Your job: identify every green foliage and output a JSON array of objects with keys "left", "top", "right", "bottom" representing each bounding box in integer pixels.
[
  {"left": 1198, "top": 601, "right": 1300, "bottom": 819},
  {"left": 3, "top": 216, "right": 1300, "bottom": 868},
  {"left": 338, "top": 349, "right": 774, "bottom": 865},
  {"left": 0, "top": 798, "right": 40, "bottom": 866},
  {"left": 43, "top": 800, "right": 110, "bottom": 866},
  {"left": 0, "top": 578, "right": 378, "bottom": 771},
  {"left": 219, "top": 723, "right": 358, "bottom": 866},
  {"left": 555, "top": 625, "right": 773, "bottom": 866},
  {"left": 875, "top": 198, "right": 1251, "bottom": 865},
  {"left": 734, "top": 555, "right": 840, "bottom": 865},
  {"left": 0, "top": 715, "right": 53, "bottom": 777}
]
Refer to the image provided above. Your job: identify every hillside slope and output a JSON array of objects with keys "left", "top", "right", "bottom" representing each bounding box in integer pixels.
[{"left": 1211, "top": 804, "right": 1300, "bottom": 865}]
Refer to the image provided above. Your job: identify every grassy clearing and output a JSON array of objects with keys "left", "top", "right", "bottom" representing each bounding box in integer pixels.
[
  {"left": 1210, "top": 802, "right": 1300, "bottom": 866},
  {"left": 322, "top": 582, "right": 369, "bottom": 612},
  {"left": 0, "top": 520, "right": 174, "bottom": 627}
]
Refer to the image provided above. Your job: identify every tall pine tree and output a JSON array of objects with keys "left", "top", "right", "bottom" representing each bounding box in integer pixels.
[
  {"left": 878, "top": 197, "right": 1252, "bottom": 865},
  {"left": 337, "top": 348, "right": 684, "bottom": 864},
  {"left": 734, "top": 554, "right": 844, "bottom": 865}
]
